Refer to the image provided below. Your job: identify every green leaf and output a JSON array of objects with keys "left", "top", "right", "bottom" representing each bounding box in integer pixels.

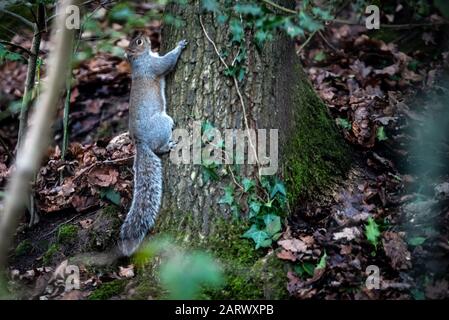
[
  {"left": 218, "top": 186, "right": 234, "bottom": 206},
  {"left": 313, "top": 50, "right": 326, "bottom": 62},
  {"left": 365, "top": 217, "right": 381, "bottom": 249},
  {"left": 311, "top": 7, "right": 333, "bottom": 21},
  {"left": 230, "top": 19, "right": 244, "bottom": 43},
  {"left": 299, "top": 11, "right": 322, "bottom": 32},
  {"left": 202, "top": 0, "right": 220, "bottom": 12},
  {"left": 108, "top": 3, "right": 135, "bottom": 22},
  {"left": 263, "top": 214, "right": 281, "bottom": 236},
  {"left": 242, "top": 225, "right": 272, "bottom": 249},
  {"left": 316, "top": 251, "right": 327, "bottom": 270},
  {"left": 336, "top": 118, "right": 352, "bottom": 130},
  {"left": 264, "top": 198, "right": 274, "bottom": 208},
  {"left": 100, "top": 188, "right": 121, "bottom": 205},
  {"left": 202, "top": 165, "right": 219, "bottom": 183},
  {"left": 376, "top": 126, "right": 388, "bottom": 141},
  {"left": 234, "top": 3, "right": 262, "bottom": 16},
  {"left": 302, "top": 262, "right": 315, "bottom": 276},
  {"left": 254, "top": 30, "right": 271, "bottom": 47},
  {"left": 283, "top": 18, "right": 305, "bottom": 38},
  {"left": 248, "top": 199, "right": 261, "bottom": 218},
  {"left": 160, "top": 251, "right": 223, "bottom": 299},
  {"left": 408, "top": 236, "right": 426, "bottom": 246},
  {"left": 242, "top": 178, "right": 255, "bottom": 192},
  {"left": 270, "top": 180, "right": 286, "bottom": 198}
]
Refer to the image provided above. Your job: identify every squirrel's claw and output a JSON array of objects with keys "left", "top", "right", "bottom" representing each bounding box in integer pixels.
[{"left": 178, "top": 39, "right": 188, "bottom": 49}]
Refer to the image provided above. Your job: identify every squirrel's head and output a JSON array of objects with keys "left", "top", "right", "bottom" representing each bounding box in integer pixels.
[{"left": 125, "top": 34, "right": 152, "bottom": 61}]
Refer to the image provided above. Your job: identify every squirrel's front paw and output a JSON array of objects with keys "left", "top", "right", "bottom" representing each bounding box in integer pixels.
[
  {"left": 168, "top": 140, "right": 177, "bottom": 151},
  {"left": 178, "top": 39, "right": 188, "bottom": 49}
]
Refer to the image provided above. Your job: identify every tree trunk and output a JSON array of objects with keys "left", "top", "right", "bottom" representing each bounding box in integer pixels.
[{"left": 155, "top": 0, "right": 349, "bottom": 298}]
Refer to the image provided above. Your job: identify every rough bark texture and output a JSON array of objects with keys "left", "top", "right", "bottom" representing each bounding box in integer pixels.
[{"left": 151, "top": 0, "right": 349, "bottom": 298}]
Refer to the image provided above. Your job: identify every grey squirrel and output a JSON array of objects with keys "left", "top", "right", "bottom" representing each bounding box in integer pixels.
[{"left": 119, "top": 35, "right": 187, "bottom": 256}]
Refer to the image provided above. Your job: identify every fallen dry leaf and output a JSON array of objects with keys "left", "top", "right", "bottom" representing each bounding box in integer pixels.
[{"left": 278, "top": 239, "right": 308, "bottom": 253}]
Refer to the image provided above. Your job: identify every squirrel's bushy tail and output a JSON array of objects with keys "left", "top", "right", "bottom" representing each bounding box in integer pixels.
[{"left": 119, "top": 142, "right": 162, "bottom": 256}]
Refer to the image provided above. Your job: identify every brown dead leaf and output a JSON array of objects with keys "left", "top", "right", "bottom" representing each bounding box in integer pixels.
[
  {"left": 276, "top": 250, "right": 297, "bottom": 261},
  {"left": 87, "top": 167, "right": 118, "bottom": 187},
  {"left": 60, "top": 290, "right": 87, "bottom": 300},
  {"left": 79, "top": 219, "right": 94, "bottom": 229},
  {"left": 278, "top": 239, "right": 308, "bottom": 253},
  {"left": 382, "top": 232, "right": 412, "bottom": 270}
]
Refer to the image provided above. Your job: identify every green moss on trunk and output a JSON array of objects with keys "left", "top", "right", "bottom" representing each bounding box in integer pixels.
[{"left": 284, "top": 64, "right": 350, "bottom": 201}]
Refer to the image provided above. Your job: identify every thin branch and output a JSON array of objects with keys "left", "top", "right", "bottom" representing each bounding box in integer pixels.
[
  {"left": 0, "top": 40, "right": 33, "bottom": 57},
  {"left": 261, "top": 0, "right": 296, "bottom": 15},
  {"left": 318, "top": 30, "right": 339, "bottom": 53},
  {"left": 296, "top": 30, "right": 317, "bottom": 55},
  {"left": 0, "top": 9, "right": 34, "bottom": 29},
  {"left": 0, "top": 0, "right": 78, "bottom": 275},
  {"left": 18, "top": 3, "right": 46, "bottom": 151},
  {"left": 72, "top": 156, "right": 134, "bottom": 182},
  {"left": 199, "top": 15, "right": 261, "bottom": 175}
]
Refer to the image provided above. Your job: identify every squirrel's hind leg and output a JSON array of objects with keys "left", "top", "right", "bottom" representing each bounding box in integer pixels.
[{"left": 147, "top": 113, "right": 175, "bottom": 155}]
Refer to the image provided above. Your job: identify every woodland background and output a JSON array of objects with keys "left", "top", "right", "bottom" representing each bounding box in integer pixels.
[{"left": 0, "top": 0, "right": 448, "bottom": 300}]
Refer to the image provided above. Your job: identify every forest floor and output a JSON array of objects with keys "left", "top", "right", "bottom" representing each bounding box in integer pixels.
[{"left": 1, "top": 3, "right": 449, "bottom": 299}]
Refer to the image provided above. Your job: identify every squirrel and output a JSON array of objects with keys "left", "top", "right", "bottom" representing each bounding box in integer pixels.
[{"left": 119, "top": 34, "right": 187, "bottom": 256}]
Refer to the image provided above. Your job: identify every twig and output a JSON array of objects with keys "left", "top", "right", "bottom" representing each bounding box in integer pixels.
[
  {"left": 199, "top": 15, "right": 261, "bottom": 174},
  {"left": 261, "top": 0, "right": 296, "bottom": 15},
  {"left": 0, "top": 0, "right": 78, "bottom": 274},
  {"left": 317, "top": 30, "right": 339, "bottom": 53},
  {"left": 72, "top": 156, "right": 135, "bottom": 182},
  {"left": 0, "top": 9, "right": 34, "bottom": 29},
  {"left": 0, "top": 40, "right": 34, "bottom": 57},
  {"left": 297, "top": 30, "right": 317, "bottom": 55}
]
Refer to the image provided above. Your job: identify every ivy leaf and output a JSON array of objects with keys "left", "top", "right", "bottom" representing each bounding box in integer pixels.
[
  {"left": 365, "top": 217, "right": 381, "bottom": 249},
  {"left": 312, "top": 7, "right": 333, "bottom": 21},
  {"left": 201, "top": 0, "right": 220, "bottom": 12},
  {"left": 264, "top": 198, "right": 274, "bottom": 208},
  {"left": 263, "top": 214, "right": 281, "bottom": 236},
  {"left": 230, "top": 19, "right": 244, "bottom": 43},
  {"left": 254, "top": 30, "right": 271, "bottom": 47},
  {"left": 270, "top": 180, "right": 286, "bottom": 198},
  {"left": 242, "top": 178, "right": 255, "bottom": 192},
  {"left": 218, "top": 186, "right": 234, "bottom": 206},
  {"left": 242, "top": 225, "right": 272, "bottom": 249},
  {"left": 283, "top": 18, "right": 305, "bottom": 38},
  {"left": 299, "top": 11, "right": 322, "bottom": 32},
  {"left": 336, "top": 118, "right": 352, "bottom": 130},
  {"left": 248, "top": 200, "right": 261, "bottom": 218},
  {"left": 100, "top": 188, "right": 121, "bottom": 205},
  {"left": 234, "top": 3, "right": 262, "bottom": 16},
  {"left": 202, "top": 165, "right": 219, "bottom": 183}
]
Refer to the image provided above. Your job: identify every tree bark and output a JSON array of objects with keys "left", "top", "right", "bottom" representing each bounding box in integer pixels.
[{"left": 155, "top": 0, "right": 349, "bottom": 298}]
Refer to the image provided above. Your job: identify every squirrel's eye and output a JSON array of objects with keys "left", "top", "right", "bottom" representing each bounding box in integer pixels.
[{"left": 136, "top": 39, "right": 143, "bottom": 46}]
